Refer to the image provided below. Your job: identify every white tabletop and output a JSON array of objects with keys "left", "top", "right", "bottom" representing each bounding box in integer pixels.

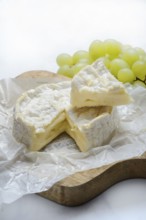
[{"left": 0, "top": 0, "right": 146, "bottom": 219}]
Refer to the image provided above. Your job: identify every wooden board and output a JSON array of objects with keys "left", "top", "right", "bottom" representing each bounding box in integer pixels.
[{"left": 19, "top": 70, "right": 146, "bottom": 206}]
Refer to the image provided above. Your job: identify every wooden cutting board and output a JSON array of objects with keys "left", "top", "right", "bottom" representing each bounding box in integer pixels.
[{"left": 19, "top": 70, "right": 146, "bottom": 206}]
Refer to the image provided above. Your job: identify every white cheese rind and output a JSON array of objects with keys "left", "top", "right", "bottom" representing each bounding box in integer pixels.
[
  {"left": 65, "top": 106, "right": 118, "bottom": 152},
  {"left": 71, "top": 59, "right": 133, "bottom": 107}
]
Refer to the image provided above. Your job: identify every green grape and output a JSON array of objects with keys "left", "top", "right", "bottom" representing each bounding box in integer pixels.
[
  {"left": 135, "top": 47, "right": 146, "bottom": 56},
  {"left": 89, "top": 40, "right": 106, "bottom": 61},
  {"left": 104, "top": 39, "right": 122, "bottom": 58},
  {"left": 121, "top": 48, "right": 139, "bottom": 66},
  {"left": 110, "top": 58, "right": 129, "bottom": 77},
  {"left": 71, "top": 63, "right": 87, "bottom": 75},
  {"left": 89, "top": 55, "right": 94, "bottom": 64},
  {"left": 132, "top": 60, "right": 146, "bottom": 81},
  {"left": 140, "top": 55, "right": 146, "bottom": 62},
  {"left": 73, "top": 50, "right": 89, "bottom": 64},
  {"left": 77, "top": 58, "right": 89, "bottom": 65},
  {"left": 133, "top": 80, "right": 146, "bottom": 88},
  {"left": 56, "top": 53, "right": 73, "bottom": 67},
  {"left": 102, "top": 56, "right": 110, "bottom": 69},
  {"left": 57, "top": 65, "right": 74, "bottom": 78},
  {"left": 55, "top": 39, "right": 146, "bottom": 85},
  {"left": 117, "top": 68, "right": 136, "bottom": 83},
  {"left": 122, "top": 44, "right": 132, "bottom": 51}
]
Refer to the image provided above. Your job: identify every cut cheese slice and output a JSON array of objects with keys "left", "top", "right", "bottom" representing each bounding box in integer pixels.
[
  {"left": 65, "top": 106, "right": 118, "bottom": 152},
  {"left": 71, "top": 59, "right": 133, "bottom": 107},
  {"left": 13, "top": 81, "right": 71, "bottom": 151}
]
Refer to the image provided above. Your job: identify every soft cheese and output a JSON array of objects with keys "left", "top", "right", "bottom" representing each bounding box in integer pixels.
[
  {"left": 65, "top": 106, "right": 118, "bottom": 152},
  {"left": 71, "top": 59, "right": 133, "bottom": 107},
  {"left": 13, "top": 81, "right": 71, "bottom": 151},
  {"left": 13, "top": 80, "right": 118, "bottom": 152}
]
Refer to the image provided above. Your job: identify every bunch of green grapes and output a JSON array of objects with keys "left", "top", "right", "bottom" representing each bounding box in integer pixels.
[{"left": 56, "top": 39, "right": 146, "bottom": 87}]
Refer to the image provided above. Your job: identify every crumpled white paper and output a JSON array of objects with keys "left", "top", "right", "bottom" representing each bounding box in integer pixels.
[{"left": 0, "top": 77, "right": 146, "bottom": 205}]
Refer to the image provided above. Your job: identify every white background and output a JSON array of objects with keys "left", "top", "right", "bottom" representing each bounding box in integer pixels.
[{"left": 0, "top": 0, "right": 146, "bottom": 219}]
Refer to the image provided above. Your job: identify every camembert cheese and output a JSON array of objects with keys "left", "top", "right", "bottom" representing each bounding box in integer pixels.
[
  {"left": 13, "top": 81, "right": 118, "bottom": 152},
  {"left": 71, "top": 59, "right": 133, "bottom": 107}
]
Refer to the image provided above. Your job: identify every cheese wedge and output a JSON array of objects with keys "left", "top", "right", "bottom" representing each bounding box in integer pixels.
[
  {"left": 65, "top": 106, "right": 118, "bottom": 152},
  {"left": 13, "top": 81, "right": 71, "bottom": 151},
  {"left": 71, "top": 59, "right": 133, "bottom": 107}
]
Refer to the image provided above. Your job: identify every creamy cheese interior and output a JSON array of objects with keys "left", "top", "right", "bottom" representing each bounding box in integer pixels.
[{"left": 65, "top": 106, "right": 117, "bottom": 152}]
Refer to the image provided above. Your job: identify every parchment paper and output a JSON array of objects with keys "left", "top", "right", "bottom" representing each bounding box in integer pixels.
[{"left": 0, "top": 77, "right": 146, "bottom": 205}]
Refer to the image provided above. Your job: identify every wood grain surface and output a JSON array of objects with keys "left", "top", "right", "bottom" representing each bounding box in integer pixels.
[{"left": 19, "top": 70, "right": 146, "bottom": 206}]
